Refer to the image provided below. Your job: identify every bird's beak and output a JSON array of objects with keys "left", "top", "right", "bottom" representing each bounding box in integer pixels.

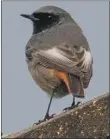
[
  {"left": 20, "top": 14, "right": 31, "bottom": 19},
  {"left": 20, "top": 14, "right": 39, "bottom": 22}
]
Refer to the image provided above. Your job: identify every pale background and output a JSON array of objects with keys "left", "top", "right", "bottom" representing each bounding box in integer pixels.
[{"left": 2, "top": 1, "right": 109, "bottom": 134}]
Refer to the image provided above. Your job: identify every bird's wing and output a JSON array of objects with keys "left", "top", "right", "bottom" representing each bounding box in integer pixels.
[{"left": 33, "top": 43, "right": 93, "bottom": 84}]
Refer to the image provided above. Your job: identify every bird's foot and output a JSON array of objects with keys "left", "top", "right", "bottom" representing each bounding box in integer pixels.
[
  {"left": 63, "top": 101, "right": 82, "bottom": 111},
  {"left": 44, "top": 113, "right": 55, "bottom": 121},
  {"left": 34, "top": 113, "right": 55, "bottom": 125}
]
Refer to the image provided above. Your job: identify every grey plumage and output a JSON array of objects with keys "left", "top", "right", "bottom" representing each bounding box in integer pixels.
[{"left": 21, "top": 6, "right": 93, "bottom": 98}]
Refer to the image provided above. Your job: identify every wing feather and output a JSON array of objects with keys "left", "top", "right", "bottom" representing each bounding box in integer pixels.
[{"left": 32, "top": 43, "right": 93, "bottom": 87}]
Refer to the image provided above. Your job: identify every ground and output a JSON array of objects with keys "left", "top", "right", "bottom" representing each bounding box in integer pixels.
[{"left": 3, "top": 92, "right": 109, "bottom": 139}]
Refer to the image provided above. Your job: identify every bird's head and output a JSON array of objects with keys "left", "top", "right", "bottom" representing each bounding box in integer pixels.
[{"left": 20, "top": 6, "right": 73, "bottom": 34}]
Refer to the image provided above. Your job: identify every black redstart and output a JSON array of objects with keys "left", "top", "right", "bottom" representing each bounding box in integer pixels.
[{"left": 21, "top": 6, "right": 93, "bottom": 121}]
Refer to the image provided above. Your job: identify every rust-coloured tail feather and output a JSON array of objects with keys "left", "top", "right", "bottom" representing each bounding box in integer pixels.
[{"left": 54, "top": 70, "right": 85, "bottom": 98}]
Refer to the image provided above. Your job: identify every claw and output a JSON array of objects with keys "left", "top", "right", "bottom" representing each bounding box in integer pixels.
[
  {"left": 45, "top": 113, "right": 55, "bottom": 120},
  {"left": 77, "top": 101, "right": 82, "bottom": 106},
  {"left": 34, "top": 113, "right": 56, "bottom": 125},
  {"left": 63, "top": 101, "right": 82, "bottom": 111}
]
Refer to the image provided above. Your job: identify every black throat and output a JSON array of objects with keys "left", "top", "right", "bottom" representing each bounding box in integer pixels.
[
  {"left": 33, "top": 21, "right": 42, "bottom": 34},
  {"left": 32, "top": 13, "right": 60, "bottom": 34}
]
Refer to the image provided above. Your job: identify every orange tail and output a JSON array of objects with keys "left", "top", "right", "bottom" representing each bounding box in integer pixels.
[{"left": 54, "top": 71, "right": 85, "bottom": 98}]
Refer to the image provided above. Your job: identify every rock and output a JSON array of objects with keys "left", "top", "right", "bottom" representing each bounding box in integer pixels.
[{"left": 3, "top": 92, "right": 109, "bottom": 139}]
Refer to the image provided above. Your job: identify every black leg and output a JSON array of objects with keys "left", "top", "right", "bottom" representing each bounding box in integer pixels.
[
  {"left": 44, "top": 90, "right": 55, "bottom": 120},
  {"left": 63, "top": 96, "right": 82, "bottom": 111},
  {"left": 71, "top": 96, "right": 82, "bottom": 107},
  {"left": 71, "top": 96, "right": 75, "bottom": 106},
  {"left": 35, "top": 89, "right": 55, "bottom": 125}
]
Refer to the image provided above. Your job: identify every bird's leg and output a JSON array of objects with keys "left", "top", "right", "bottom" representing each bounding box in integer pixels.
[
  {"left": 35, "top": 89, "right": 55, "bottom": 125},
  {"left": 71, "top": 96, "right": 75, "bottom": 106},
  {"left": 44, "top": 89, "right": 55, "bottom": 120},
  {"left": 71, "top": 97, "right": 82, "bottom": 107},
  {"left": 63, "top": 96, "right": 82, "bottom": 111}
]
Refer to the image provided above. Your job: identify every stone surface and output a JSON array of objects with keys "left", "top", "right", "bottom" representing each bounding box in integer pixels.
[{"left": 3, "top": 92, "right": 109, "bottom": 139}]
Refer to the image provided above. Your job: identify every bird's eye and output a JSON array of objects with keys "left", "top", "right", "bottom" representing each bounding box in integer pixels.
[{"left": 48, "top": 15, "right": 52, "bottom": 19}]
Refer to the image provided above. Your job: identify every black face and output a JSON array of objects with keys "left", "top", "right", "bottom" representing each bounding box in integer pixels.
[
  {"left": 32, "top": 12, "right": 60, "bottom": 34},
  {"left": 21, "top": 12, "right": 60, "bottom": 34}
]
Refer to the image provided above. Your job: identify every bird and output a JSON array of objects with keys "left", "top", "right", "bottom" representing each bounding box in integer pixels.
[{"left": 21, "top": 6, "right": 93, "bottom": 121}]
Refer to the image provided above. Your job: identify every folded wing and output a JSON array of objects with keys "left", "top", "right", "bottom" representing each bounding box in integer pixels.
[{"left": 33, "top": 43, "right": 93, "bottom": 88}]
